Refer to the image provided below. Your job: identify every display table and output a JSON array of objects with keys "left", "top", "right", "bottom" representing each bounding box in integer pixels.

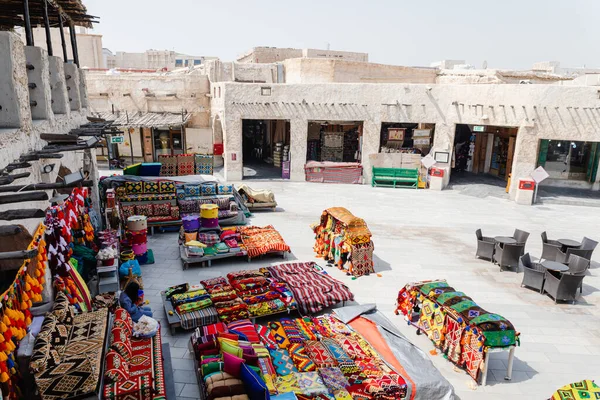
[
  {"left": 304, "top": 161, "right": 363, "bottom": 184},
  {"left": 162, "top": 291, "right": 219, "bottom": 334},
  {"left": 179, "top": 245, "right": 248, "bottom": 269}
]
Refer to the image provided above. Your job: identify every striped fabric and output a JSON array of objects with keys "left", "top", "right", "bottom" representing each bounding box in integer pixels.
[
  {"left": 304, "top": 162, "right": 363, "bottom": 184},
  {"left": 179, "top": 306, "right": 219, "bottom": 330},
  {"left": 268, "top": 262, "right": 354, "bottom": 314}
]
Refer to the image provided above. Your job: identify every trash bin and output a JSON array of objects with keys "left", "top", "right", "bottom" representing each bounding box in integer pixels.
[
  {"left": 429, "top": 167, "right": 445, "bottom": 190},
  {"left": 515, "top": 178, "right": 535, "bottom": 205}
]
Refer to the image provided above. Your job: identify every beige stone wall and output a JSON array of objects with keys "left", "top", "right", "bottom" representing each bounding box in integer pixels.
[
  {"left": 31, "top": 28, "right": 104, "bottom": 68},
  {"left": 284, "top": 59, "right": 437, "bottom": 84},
  {"left": 219, "top": 82, "right": 600, "bottom": 197}
]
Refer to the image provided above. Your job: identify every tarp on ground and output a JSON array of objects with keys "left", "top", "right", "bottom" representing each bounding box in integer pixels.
[{"left": 334, "top": 303, "right": 455, "bottom": 400}]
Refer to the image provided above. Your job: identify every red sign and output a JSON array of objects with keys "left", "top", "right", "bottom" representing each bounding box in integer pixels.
[
  {"left": 431, "top": 167, "right": 444, "bottom": 177},
  {"left": 213, "top": 143, "right": 224, "bottom": 156},
  {"left": 231, "top": 153, "right": 237, "bottom": 161},
  {"left": 519, "top": 179, "right": 535, "bottom": 190}
]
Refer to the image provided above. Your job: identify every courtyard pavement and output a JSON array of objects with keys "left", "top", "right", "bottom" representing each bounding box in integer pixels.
[{"left": 140, "top": 181, "right": 600, "bottom": 400}]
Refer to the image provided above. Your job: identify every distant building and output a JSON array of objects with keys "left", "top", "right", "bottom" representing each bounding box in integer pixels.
[
  {"left": 29, "top": 27, "right": 104, "bottom": 68},
  {"left": 104, "top": 49, "right": 213, "bottom": 71},
  {"left": 237, "top": 46, "right": 368, "bottom": 64}
]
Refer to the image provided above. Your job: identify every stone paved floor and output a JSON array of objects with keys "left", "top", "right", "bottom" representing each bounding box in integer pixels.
[{"left": 141, "top": 180, "right": 600, "bottom": 400}]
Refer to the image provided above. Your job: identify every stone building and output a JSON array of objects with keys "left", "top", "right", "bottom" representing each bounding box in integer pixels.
[
  {"left": 30, "top": 26, "right": 104, "bottom": 68},
  {"left": 237, "top": 46, "right": 368, "bottom": 64},
  {"left": 0, "top": 2, "right": 99, "bottom": 234},
  {"left": 103, "top": 49, "right": 214, "bottom": 71}
]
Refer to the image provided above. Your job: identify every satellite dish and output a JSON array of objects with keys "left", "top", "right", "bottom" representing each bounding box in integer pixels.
[{"left": 482, "top": 60, "right": 488, "bottom": 69}]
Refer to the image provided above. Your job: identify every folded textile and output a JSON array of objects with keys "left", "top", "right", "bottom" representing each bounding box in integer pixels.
[
  {"left": 227, "top": 319, "right": 261, "bottom": 343},
  {"left": 242, "top": 291, "right": 281, "bottom": 305},
  {"left": 288, "top": 343, "right": 316, "bottom": 372},
  {"left": 319, "top": 315, "right": 353, "bottom": 336},
  {"left": 275, "top": 374, "right": 302, "bottom": 395},
  {"left": 215, "top": 242, "right": 230, "bottom": 253},
  {"left": 363, "top": 374, "right": 407, "bottom": 399},
  {"left": 198, "top": 232, "right": 220, "bottom": 246},
  {"left": 293, "top": 372, "right": 329, "bottom": 397},
  {"left": 255, "top": 324, "right": 279, "bottom": 350},
  {"left": 269, "top": 348, "right": 298, "bottom": 376},
  {"left": 180, "top": 306, "right": 219, "bottom": 330},
  {"left": 210, "top": 290, "right": 239, "bottom": 304},
  {"left": 248, "top": 299, "right": 287, "bottom": 317},
  {"left": 240, "top": 225, "right": 290, "bottom": 258},
  {"left": 280, "top": 318, "right": 305, "bottom": 343},
  {"left": 318, "top": 367, "right": 349, "bottom": 391},
  {"left": 268, "top": 321, "right": 290, "bottom": 349},
  {"left": 304, "top": 340, "right": 337, "bottom": 368},
  {"left": 176, "top": 298, "right": 213, "bottom": 314},
  {"left": 164, "top": 283, "right": 189, "bottom": 299},
  {"left": 355, "top": 360, "right": 384, "bottom": 378},
  {"left": 202, "top": 277, "right": 228, "bottom": 288},
  {"left": 218, "top": 309, "right": 250, "bottom": 324},
  {"left": 208, "top": 285, "right": 234, "bottom": 294},
  {"left": 335, "top": 336, "right": 368, "bottom": 360},
  {"left": 227, "top": 269, "right": 264, "bottom": 281},
  {"left": 171, "top": 289, "right": 209, "bottom": 306},
  {"left": 215, "top": 298, "right": 247, "bottom": 310},
  {"left": 257, "top": 357, "right": 278, "bottom": 395},
  {"left": 321, "top": 338, "right": 359, "bottom": 374},
  {"left": 294, "top": 317, "right": 318, "bottom": 341}
]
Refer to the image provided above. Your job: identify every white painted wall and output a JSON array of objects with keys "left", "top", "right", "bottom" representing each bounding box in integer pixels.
[{"left": 219, "top": 82, "right": 600, "bottom": 198}]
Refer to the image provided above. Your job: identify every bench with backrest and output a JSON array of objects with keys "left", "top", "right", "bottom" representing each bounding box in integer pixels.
[{"left": 372, "top": 167, "right": 419, "bottom": 188}]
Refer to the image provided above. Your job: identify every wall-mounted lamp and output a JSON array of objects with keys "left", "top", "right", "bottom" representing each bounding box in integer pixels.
[{"left": 41, "top": 164, "right": 55, "bottom": 174}]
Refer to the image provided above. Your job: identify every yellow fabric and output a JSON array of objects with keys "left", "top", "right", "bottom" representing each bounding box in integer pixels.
[
  {"left": 418, "top": 299, "right": 446, "bottom": 346},
  {"left": 552, "top": 380, "right": 600, "bottom": 400},
  {"left": 185, "top": 240, "right": 207, "bottom": 248},
  {"left": 200, "top": 204, "right": 219, "bottom": 219}
]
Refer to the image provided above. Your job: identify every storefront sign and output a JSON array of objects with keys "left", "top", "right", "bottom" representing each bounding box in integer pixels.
[
  {"left": 413, "top": 129, "right": 431, "bottom": 138},
  {"left": 413, "top": 138, "right": 431, "bottom": 146},
  {"left": 388, "top": 128, "right": 405, "bottom": 141},
  {"left": 531, "top": 166, "right": 549, "bottom": 183},
  {"left": 473, "top": 126, "right": 485, "bottom": 132},
  {"left": 110, "top": 136, "right": 124, "bottom": 144}
]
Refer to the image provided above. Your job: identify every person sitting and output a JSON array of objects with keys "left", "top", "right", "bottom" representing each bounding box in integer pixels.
[{"left": 119, "top": 282, "right": 152, "bottom": 322}]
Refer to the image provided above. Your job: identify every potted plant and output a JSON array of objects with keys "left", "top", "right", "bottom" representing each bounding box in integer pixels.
[{"left": 96, "top": 247, "right": 118, "bottom": 266}]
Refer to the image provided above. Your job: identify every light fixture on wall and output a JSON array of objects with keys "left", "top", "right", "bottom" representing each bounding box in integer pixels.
[{"left": 41, "top": 163, "right": 55, "bottom": 174}]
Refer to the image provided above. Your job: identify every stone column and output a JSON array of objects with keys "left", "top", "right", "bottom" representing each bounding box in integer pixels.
[
  {"left": 289, "top": 118, "right": 308, "bottom": 181},
  {"left": 430, "top": 122, "right": 455, "bottom": 187},
  {"left": 24, "top": 46, "right": 52, "bottom": 121},
  {"left": 48, "top": 56, "right": 69, "bottom": 115},
  {"left": 0, "top": 32, "right": 31, "bottom": 129},
  {"left": 63, "top": 63, "right": 81, "bottom": 111},
  {"left": 360, "top": 118, "right": 381, "bottom": 184},
  {"left": 223, "top": 117, "right": 243, "bottom": 181},
  {"left": 508, "top": 126, "right": 538, "bottom": 200}
]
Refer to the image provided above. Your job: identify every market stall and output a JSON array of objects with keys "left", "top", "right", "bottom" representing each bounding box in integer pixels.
[
  {"left": 312, "top": 207, "right": 375, "bottom": 277},
  {"left": 395, "top": 280, "right": 519, "bottom": 385},
  {"left": 190, "top": 303, "right": 455, "bottom": 400}
]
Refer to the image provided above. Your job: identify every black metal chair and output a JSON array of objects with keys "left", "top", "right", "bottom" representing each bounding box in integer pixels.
[
  {"left": 541, "top": 231, "right": 561, "bottom": 261},
  {"left": 475, "top": 229, "right": 495, "bottom": 261},
  {"left": 494, "top": 243, "right": 524, "bottom": 272},
  {"left": 543, "top": 271, "right": 586, "bottom": 304},
  {"left": 520, "top": 253, "right": 546, "bottom": 293},
  {"left": 556, "top": 237, "right": 598, "bottom": 263}
]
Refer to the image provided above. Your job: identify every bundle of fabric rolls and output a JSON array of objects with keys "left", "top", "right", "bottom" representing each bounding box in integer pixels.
[{"left": 201, "top": 277, "right": 250, "bottom": 324}]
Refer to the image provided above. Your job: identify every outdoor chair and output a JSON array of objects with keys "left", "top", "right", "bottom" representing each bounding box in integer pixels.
[
  {"left": 566, "top": 254, "right": 590, "bottom": 293},
  {"left": 556, "top": 237, "right": 598, "bottom": 263},
  {"left": 512, "top": 229, "right": 530, "bottom": 255},
  {"left": 475, "top": 229, "right": 495, "bottom": 261},
  {"left": 493, "top": 242, "right": 524, "bottom": 272},
  {"left": 543, "top": 271, "right": 586, "bottom": 304},
  {"left": 520, "top": 253, "right": 545, "bottom": 293},
  {"left": 541, "top": 231, "right": 561, "bottom": 261}
]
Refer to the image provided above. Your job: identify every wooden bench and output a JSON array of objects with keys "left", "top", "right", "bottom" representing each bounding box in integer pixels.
[{"left": 372, "top": 167, "right": 419, "bottom": 189}]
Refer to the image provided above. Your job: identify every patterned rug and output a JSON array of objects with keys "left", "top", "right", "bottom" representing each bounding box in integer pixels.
[
  {"left": 195, "top": 154, "right": 214, "bottom": 175},
  {"left": 177, "top": 154, "right": 195, "bottom": 176},
  {"left": 551, "top": 380, "right": 600, "bottom": 400},
  {"left": 240, "top": 225, "right": 290, "bottom": 258},
  {"left": 348, "top": 241, "right": 375, "bottom": 277},
  {"left": 159, "top": 155, "right": 177, "bottom": 176}
]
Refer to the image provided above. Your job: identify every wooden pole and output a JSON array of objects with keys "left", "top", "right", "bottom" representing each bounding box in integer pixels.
[
  {"left": 0, "top": 209, "right": 46, "bottom": 221},
  {"left": 69, "top": 23, "right": 79, "bottom": 67},
  {"left": 0, "top": 180, "right": 93, "bottom": 193},
  {"left": 0, "top": 225, "right": 23, "bottom": 237},
  {"left": 58, "top": 14, "right": 68, "bottom": 61},
  {"left": 23, "top": 0, "right": 33, "bottom": 46},
  {"left": 42, "top": 0, "right": 53, "bottom": 56},
  {"left": 0, "top": 191, "right": 49, "bottom": 205},
  {"left": 0, "top": 249, "right": 38, "bottom": 261}
]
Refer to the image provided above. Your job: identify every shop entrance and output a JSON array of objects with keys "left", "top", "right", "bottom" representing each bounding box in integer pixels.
[
  {"left": 242, "top": 119, "right": 290, "bottom": 179},
  {"left": 452, "top": 124, "right": 518, "bottom": 183},
  {"left": 306, "top": 121, "right": 363, "bottom": 163},
  {"left": 538, "top": 140, "right": 600, "bottom": 183},
  {"left": 152, "top": 127, "right": 185, "bottom": 160}
]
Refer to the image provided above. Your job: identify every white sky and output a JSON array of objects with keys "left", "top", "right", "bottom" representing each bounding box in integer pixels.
[{"left": 85, "top": 0, "right": 599, "bottom": 70}]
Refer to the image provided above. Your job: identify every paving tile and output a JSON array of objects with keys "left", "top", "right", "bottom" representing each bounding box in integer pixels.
[
  {"left": 173, "top": 369, "right": 197, "bottom": 384},
  {"left": 171, "top": 357, "right": 195, "bottom": 371},
  {"left": 179, "top": 383, "right": 201, "bottom": 398}
]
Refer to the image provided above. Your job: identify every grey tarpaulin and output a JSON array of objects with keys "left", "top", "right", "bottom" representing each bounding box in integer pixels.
[{"left": 334, "top": 304, "right": 455, "bottom": 400}]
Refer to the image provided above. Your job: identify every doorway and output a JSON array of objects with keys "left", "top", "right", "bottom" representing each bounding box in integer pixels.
[
  {"left": 452, "top": 124, "right": 518, "bottom": 182},
  {"left": 242, "top": 119, "right": 290, "bottom": 179},
  {"left": 152, "top": 127, "right": 185, "bottom": 160},
  {"left": 306, "top": 121, "right": 363, "bottom": 163}
]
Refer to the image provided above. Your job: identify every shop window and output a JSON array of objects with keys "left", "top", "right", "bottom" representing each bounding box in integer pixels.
[
  {"left": 175, "top": 59, "right": 183, "bottom": 67},
  {"left": 194, "top": 59, "right": 202, "bottom": 65},
  {"left": 379, "top": 123, "right": 435, "bottom": 156},
  {"left": 538, "top": 139, "right": 600, "bottom": 182},
  {"left": 306, "top": 122, "right": 363, "bottom": 163}
]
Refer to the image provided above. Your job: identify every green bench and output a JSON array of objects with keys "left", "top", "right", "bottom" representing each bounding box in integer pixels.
[{"left": 372, "top": 167, "right": 419, "bottom": 189}]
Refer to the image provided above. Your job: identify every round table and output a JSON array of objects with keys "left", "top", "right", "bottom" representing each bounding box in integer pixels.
[
  {"left": 495, "top": 236, "right": 517, "bottom": 245},
  {"left": 541, "top": 260, "right": 569, "bottom": 272},
  {"left": 558, "top": 239, "right": 581, "bottom": 248}
]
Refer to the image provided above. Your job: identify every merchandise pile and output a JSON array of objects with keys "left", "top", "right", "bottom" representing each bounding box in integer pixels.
[
  {"left": 239, "top": 225, "right": 290, "bottom": 259},
  {"left": 396, "top": 280, "right": 519, "bottom": 382},
  {"left": 191, "top": 314, "right": 408, "bottom": 400},
  {"left": 165, "top": 283, "right": 219, "bottom": 330}
]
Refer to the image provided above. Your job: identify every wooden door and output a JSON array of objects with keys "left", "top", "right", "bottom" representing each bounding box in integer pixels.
[
  {"left": 142, "top": 128, "right": 153, "bottom": 162},
  {"left": 474, "top": 133, "right": 487, "bottom": 173},
  {"left": 506, "top": 136, "right": 516, "bottom": 181}
]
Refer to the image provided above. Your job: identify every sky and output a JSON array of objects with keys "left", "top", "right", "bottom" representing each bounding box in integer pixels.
[{"left": 84, "top": 0, "right": 599, "bottom": 70}]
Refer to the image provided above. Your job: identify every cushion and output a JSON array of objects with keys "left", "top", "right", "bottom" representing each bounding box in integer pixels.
[
  {"left": 152, "top": 203, "right": 171, "bottom": 216},
  {"left": 114, "top": 309, "right": 133, "bottom": 336},
  {"left": 318, "top": 367, "right": 348, "bottom": 391},
  {"left": 105, "top": 350, "right": 130, "bottom": 382},
  {"left": 135, "top": 204, "right": 153, "bottom": 216},
  {"left": 218, "top": 184, "right": 234, "bottom": 195},
  {"left": 143, "top": 181, "right": 159, "bottom": 193},
  {"left": 294, "top": 372, "right": 329, "bottom": 397},
  {"left": 202, "top": 361, "right": 224, "bottom": 377},
  {"left": 288, "top": 343, "right": 316, "bottom": 372},
  {"left": 52, "top": 291, "right": 74, "bottom": 324},
  {"left": 125, "top": 181, "right": 143, "bottom": 194},
  {"left": 171, "top": 206, "right": 180, "bottom": 220},
  {"left": 207, "top": 378, "right": 246, "bottom": 400},
  {"left": 111, "top": 327, "right": 132, "bottom": 359},
  {"left": 30, "top": 315, "right": 61, "bottom": 373},
  {"left": 205, "top": 371, "right": 235, "bottom": 385},
  {"left": 122, "top": 205, "right": 136, "bottom": 219},
  {"left": 275, "top": 374, "right": 301, "bottom": 395},
  {"left": 176, "top": 187, "right": 186, "bottom": 200},
  {"left": 179, "top": 199, "right": 198, "bottom": 214},
  {"left": 184, "top": 184, "right": 201, "bottom": 197},
  {"left": 220, "top": 341, "right": 243, "bottom": 358},
  {"left": 269, "top": 348, "right": 297, "bottom": 376},
  {"left": 223, "top": 352, "right": 245, "bottom": 377},
  {"left": 116, "top": 186, "right": 127, "bottom": 198},
  {"left": 240, "top": 363, "right": 270, "bottom": 400},
  {"left": 202, "top": 182, "right": 218, "bottom": 196},
  {"left": 243, "top": 353, "right": 259, "bottom": 367},
  {"left": 159, "top": 180, "right": 176, "bottom": 193},
  {"left": 103, "top": 373, "right": 153, "bottom": 399}
]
